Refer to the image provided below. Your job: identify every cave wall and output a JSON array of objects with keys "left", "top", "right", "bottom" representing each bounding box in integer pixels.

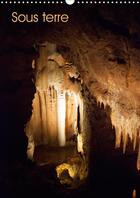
[{"left": 0, "top": 48, "right": 36, "bottom": 163}]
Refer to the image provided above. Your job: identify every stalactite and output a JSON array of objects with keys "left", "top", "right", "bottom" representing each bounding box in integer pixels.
[
  {"left": 43, "top": 91, "right": 48, "bottom": 144},
  {"left": 45, "top": 86, "right": 58, "bottom": 146},
  {"left": 137, "top": 139, "right": 140, "bottom": 171},
  {"left": 77, "top": 133, "right": 84, "bottom": 154},
  {"left": 38, "top": 91, "right": 44, "bottom": 143},
  {"left": 96, "top": 92, "right": 140, "bottom": 170},
  {"left": 65, "top": 92, "right": 76, "bottom": 140},
  {"left": 122, "top": 131, "right": 128, "bottom": 154},
  {"left": 57, "top": 90, "right": 66, "bottom": 146},
  {"left": 132, "top": 189, "right": 137, "bottom": 198},
  {"left": 25, "top": 45, "right": 86, "bottom": 170}
]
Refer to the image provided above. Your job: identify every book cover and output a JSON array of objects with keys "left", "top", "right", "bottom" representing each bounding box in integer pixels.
[{"left": 0, "top": 1, "right": 139, "bottom": 198}]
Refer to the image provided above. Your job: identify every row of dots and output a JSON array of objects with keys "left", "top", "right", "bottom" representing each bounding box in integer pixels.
[
  {"left": 78, "top": 1, "right": 140, "bottom": 3},
  {"left": 0, "top": 1, "right": 140, "bottom": 4},
  {"left": 0, "top": 1, "right": 63, "bottom": 4}
]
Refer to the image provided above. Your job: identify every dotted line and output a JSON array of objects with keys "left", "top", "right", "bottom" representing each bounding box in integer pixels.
[
  {"left": 77, "top": 1, "right": 140, "bottom": 3},
  {"left": 0, "top": 1, "right": 64, "bottom": 4},
  {"left": 78, "top": 1, "right": 139, "bottom": 3},
  {"left": 0, "top": 1, "right": 139, "bottom": 4}
]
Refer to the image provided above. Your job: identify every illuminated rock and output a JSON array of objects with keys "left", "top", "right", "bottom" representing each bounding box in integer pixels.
[
  {"left": 137, "top": 143, "right": 140, "bottom": 171},
  {"left": 56, "top": 156, "right": 88, "bottom": 186},
  {"left": 132, "top": 189, "right": 137, "bottom": 198},
  {"left": 96, "top": 87, "right": 140, "bottom": 169},
  {"left": 77, "top": 133, "right": 84, "bottom": 154},
  {"left": 26, "top": 44, "right": 85, "bottom": 158},
  {"left": 26, "top": 132, "right": 35, "bottom": 161}
]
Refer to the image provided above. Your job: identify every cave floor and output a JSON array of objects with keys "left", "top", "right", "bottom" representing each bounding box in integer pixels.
[
  {"left": 34, "top": 144, "right": 78, "bottom": 166},
  {"left": 1, "top": 146, "right": 140, "bottom": 198},
  {"left": 1, "top": 154, "right": 140, "bottom": 198}
]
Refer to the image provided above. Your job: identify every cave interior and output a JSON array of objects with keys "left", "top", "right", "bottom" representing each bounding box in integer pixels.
[{"left": 0, "top": 4, "right": 140, "bottom": 198}]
